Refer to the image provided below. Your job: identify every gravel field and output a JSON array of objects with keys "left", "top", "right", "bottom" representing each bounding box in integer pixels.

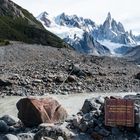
[{"left": 0, "top": 42, "right": 140, "bottom": 96}]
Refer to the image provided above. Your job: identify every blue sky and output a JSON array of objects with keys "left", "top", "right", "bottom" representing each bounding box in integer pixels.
[{"left": 12, "top": 0, "right": 140, "bottom": 35}]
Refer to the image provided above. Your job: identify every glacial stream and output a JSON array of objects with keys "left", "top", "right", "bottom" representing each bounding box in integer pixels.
[{"left": 0, "top": 92, "right": 138, "bottom": 117}]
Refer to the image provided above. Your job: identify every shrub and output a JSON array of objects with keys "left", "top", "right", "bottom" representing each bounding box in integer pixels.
[{"left": 0, "top": 39, "right": 10, "bottom": 46}]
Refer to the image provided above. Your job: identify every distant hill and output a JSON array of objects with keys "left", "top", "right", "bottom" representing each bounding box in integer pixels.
[{"left": 0, "top": 0, "right": 67, "bottom": 48}]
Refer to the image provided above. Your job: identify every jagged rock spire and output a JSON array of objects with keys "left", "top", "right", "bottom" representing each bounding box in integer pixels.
[
  {"left": 43, "top": 11, "right": 48, "bottom": 16},
  {"left": 106, "top": 12, "right": 111, "bottom": 21}
]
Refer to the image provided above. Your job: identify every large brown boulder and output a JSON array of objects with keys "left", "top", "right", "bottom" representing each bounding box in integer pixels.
[{"left": 16, "top": 97, "right": 68, "bottom": 127}]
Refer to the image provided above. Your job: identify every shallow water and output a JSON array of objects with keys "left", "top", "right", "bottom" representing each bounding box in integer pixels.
[{"left": 0, "top": 92, "right": 138, "bottom": 117}]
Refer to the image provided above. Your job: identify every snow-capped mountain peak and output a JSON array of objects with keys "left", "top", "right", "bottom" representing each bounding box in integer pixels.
[
  {"left": 37, "top": 11, "right": 49, "bottom": 21},
  {"left": 37, "top": 11, "right": 110, "bottom": 55},
  {"left": 106, "top": 12, "right": 111, "bottom": 21},
  {"left": 93, "top": 12, "right": 136, "bottom": 45},
  {"left": 37, "top": 11, "right": 85, "bottom": 39},
  {"left": 55, "top": 12, "right": 96, "bottom": 31},
  {"left": 37, "top": 11, "right": 53, "bottom": 27},
  {"left": 37, "top": 11, "right": 137, "bottom": 56}
]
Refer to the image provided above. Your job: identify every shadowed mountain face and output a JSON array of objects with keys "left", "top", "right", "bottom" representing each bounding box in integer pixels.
[
  {"left": 0, "top": 0, "right": 67, "bottom": 48},
  {"left": 124, "top": 45, "right": 140, "bottom": 64}
]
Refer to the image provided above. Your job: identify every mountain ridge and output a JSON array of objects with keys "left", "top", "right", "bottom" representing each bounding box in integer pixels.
[
  {"left": 93, "top": 12, "right": 136, "bottom": 45},
  {"left": 37, "top": 11, "right": 138, "bottom": 55},
  {"left": 0, "top": 0, "right": 67, "bottom": 48},
  {"left": 37, "top": 11, "right": 111, "bottom": 55}
]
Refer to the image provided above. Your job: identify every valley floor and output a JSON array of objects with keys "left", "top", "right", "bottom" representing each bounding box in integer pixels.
[{"left": 0, "top": 42, "right": 140, "bottom": 96}]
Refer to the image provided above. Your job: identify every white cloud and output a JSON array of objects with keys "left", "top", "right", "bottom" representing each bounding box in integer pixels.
[{"left": 12, "top": 0, "right": 140, "bottom": 35}]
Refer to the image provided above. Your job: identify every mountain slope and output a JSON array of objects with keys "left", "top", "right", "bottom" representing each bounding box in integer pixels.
[
  {"left": 124, "top": 45, "right": 140, "bottom": 64},
  {"left": 64, "top": 32, "right": 110, "bottom": 55},
  {"left": 0, "top": 0, "right": 67, "bottom": 48},
  {"left": 37, "top": 12, "right": 110, "bottom": 55}
]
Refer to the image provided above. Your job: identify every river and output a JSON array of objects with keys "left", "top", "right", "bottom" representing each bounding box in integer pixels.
[{"left": 0, "top": 92, "right": 138, "bottom": 117}]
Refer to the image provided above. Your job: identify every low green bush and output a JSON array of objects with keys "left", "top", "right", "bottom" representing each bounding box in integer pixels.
[{"left": 0, "top": 39, "right": 10, "bottom": 46}]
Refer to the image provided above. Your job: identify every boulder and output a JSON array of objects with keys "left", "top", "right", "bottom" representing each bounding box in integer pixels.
[
  {"left": 0, "top": 79, "right": 12, "bottom": 87},
  {"left": 81, "top": 98, "right": 100, "bottom": 114},
  {"left": 72, "top": 115, "right": 82, "bottom": 127},
  {"left": 16, "top": 97, "right": 68, "bottom": 127},
  {"left": 67, "top": 75, "right": 76, "bottom": 82},
  {"left": 135, "top": 72, "right": 140, "bottom": 80},
  {"left": 124, "top": 94, "right": 140, "bottom": 105},
  {"left": 79, "top": 121, "right": 88, "bottom": 132},
  {"left": 70, "top": 64, "right": 86, "bottom": 77},
  {"left": 55, "top": 75, "right": 65, "bottom": 83},
  {"left": 95, "top": 96, "right": 104, "bottom": 105}
]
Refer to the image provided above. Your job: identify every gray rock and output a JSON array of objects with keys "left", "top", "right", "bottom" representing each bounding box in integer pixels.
[
  {"left": 88, "top": 120, "right": 94, "bottom": 127},
  {"left": 1, "top": 115, "right": 18, "bottom": 126},
  {"left": 111, "top": 127, "right": 122, "bottom": 135},
  {"left": 3, "top": 134, "right": 18, "bottom": 140},
  {"left": 57, "top": 136, "right": 64, "bottom": 140},
  {"left": 17, "top": 133, "right": 34, "bottom": 140},
  {"left": 0, "top": 79, "right": 12, "bottom": 87},
  {"left": 82, "top": 112, "right": 94, "bottom": 121},
  {"left": 135, "top": 112, "right": 140, "bottom": 123},
  {"left": 81, "top": 98, "right": 100, "bottom": 114},
  {"left": 135, "top": 73, "right": 140, "bottom": 80},
  {"left": 79, "top": 121, "right": 88, "bottom": 132},
  {"left": 126, "top": 132, "right": 138, "bottom": 140},
  {"left": 98, "top": 128, "right": 110, "bottom": 137},
  {"left": 0, "top": 120, "right": 9, "bottom": 133},
  {"left": 67, "top": 75, "right": 76, "bottom": 82},
  {"left": 55, "top": 75, "right": 65, "bottom": 83},
  {"left": 72, "top": 115, "right": 82, "bottom": 127},
  {"left": 104, "top": 135, "right": 126, "bottom": 140},
  {"left": 38, "top": 123, "right": 55, "bottom": 129},
  {"left": 34, "top": 125, "right": 72, "bottom": 140},
  {"left": 124, "top": 94, "right": 140, "bottom": 105},
  {"left": 32, "top": 79, "right": 42, "bottom": 83},
  {"left": 95, "top": 96, "right": 104, "bottom": 104},
  {"left": 72, "top": 133, "right": 92, "bottom": 140},
  {"left": 94, "top": 126, "right": 100, "bottom": 132},
  {"left": 70, "top": 64, "right": 86, "bottom": 77},
  {"left": 8, "top": 126, "right": 18, "bottom": 133},
  {"left": 42, "top": 137, "right": 55, "bottom": 140},
  {"left": 136, "top": 123, "right": 140, "bottom": 133}
]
